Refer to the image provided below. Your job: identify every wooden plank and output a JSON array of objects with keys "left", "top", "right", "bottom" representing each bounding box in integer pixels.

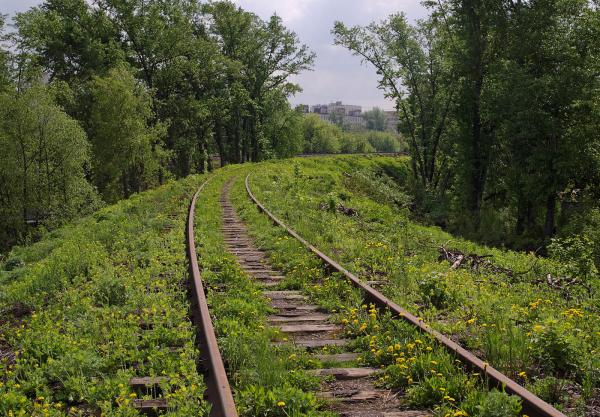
[
  {"left": 270, "top": 302, "right": 319, "bottom": 311},
  {"left": 366, "top": 280, "right": 386, "bottom": 286},
  {"left": 317, "top": 390, "right": 390, "bottom": 402},
  {"left": 268, "top": 314, "right": 329, "bottom": 323},
  {"left": 308, "top": 367, "right": 377, "bottom": 380},
  {"left": 277, "top": 324, "right": 340, "bottom": 333},
  {"left": 263, "top": 291, "right": 305, "bottom": 300},
  {"left": 132, "top": 398, "right": 168, "bottom": 410},
  {"left": 129, "top": 376, "right": 168, "bottom": 388},
  {"left": 313, "top": 353, "right": 360, "bottom": 362},
  {"left": 287, "top": 338, "right": 348, "bottom": 348},
  {"left": 343, "top": 412, "right": 432, "bottom": 417}
]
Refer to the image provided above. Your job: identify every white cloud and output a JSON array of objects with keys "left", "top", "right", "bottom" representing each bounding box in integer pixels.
[{"left": 232, "top": 0, "right": 317, "bottom": 23}]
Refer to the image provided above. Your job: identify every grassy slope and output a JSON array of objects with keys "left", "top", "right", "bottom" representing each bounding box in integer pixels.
[
  {"left": 2, "top": 155, "right": 597, "bottom": 417},
  {"left": 0, "top": 176, "right": 208, "bottom": 417},
  {"left": 247, "top": 155, "right": 599, "bottom": 416}
]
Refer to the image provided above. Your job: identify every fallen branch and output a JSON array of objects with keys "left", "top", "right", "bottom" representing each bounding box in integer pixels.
[{"left": 437, "top": 246, "right": 513, "bottom": 277}]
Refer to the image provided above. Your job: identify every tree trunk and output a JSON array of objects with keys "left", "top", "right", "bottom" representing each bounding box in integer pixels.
[
  {"left": 214, "top": 119, "right": 226, "bottom": 166},
  {"left": 464, "top": 0, "right": 487, "bottom": 229},
  {"left": 544, "top": 193, "right": 556, "bottom": 239}
]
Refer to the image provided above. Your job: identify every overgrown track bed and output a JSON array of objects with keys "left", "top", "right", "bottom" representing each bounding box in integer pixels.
[
  {"left": 221, "top": 179, "right": 416, "bottom": 416},
  {"left": 243, "top": 173, "right": 566, "bottom": 417},
  {"left": 186, "top": 179, "right": 238, "bottom": 417},
  {"left": 0, "top": 176, "right": 209, "bottom": 417}
]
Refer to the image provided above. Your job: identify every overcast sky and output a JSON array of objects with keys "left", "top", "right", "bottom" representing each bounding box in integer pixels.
[{"left": 2, "top": 0, "right": 427, "bottom": 110}]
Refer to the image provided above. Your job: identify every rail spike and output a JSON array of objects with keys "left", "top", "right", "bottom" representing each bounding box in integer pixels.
[
  {"left": 245, "top": 173, "right": 566, "bottom": 417},
  {"left": 187, "top": 178, "right": 239, "bottom": 417}
]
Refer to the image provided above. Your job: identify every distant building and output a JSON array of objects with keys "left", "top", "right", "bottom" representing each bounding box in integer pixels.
[
  {"left": 310, "top": 101, "right": 366, "bottom": 128},
  {"left": 303, "top": 101, "right": 399, "bottom": 131},
  {"left": 384, "top": 111, "right": 400, "bottom": 133}
]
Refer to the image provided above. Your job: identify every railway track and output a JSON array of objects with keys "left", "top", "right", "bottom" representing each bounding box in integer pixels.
[
  {"left": 221, "top": 178, "right": 413, "bottom": 416},
  {"left": 186, "top": 173, "right": 568, "bottom": 417},
  {"left": 186, "top": 178, "right": 238, "bottom": 417},
  {"left": 241, "top": 174, "right": 567, "bottom": 417}
]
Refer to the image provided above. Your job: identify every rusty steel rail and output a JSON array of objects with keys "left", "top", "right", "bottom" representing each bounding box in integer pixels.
[
  {"left": 187, "top": 179, "right": 238, "bottom": 417},
  {"left": 245, "top": 174, "right": 566, "bottom": 417}
]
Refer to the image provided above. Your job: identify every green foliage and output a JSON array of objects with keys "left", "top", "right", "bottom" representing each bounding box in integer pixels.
[
  {"left": 477, "top": 390, "right": 522, "bottom": 417},
  {"left": 529, "top": 319, "right": 580, "bottom": 375},
  {"left": 339, "top": 132, "right": 375, "bottom": 153},
  {"left": 0, "top": 15, "right": 11, "bottom": 92},
  {"left": 3, "top": 0, "right": 316, "bottom": 249},
  {"left": 333, "top": 14, "right": 455, "bottom": 196},
  {"left": 530, "top": 376, "right": 570, "bottom": 406},
  {"left": 0, "top": 175, "right": 208, "bottom": 416},
  {"left": 548, "top": 235, "right": 598, "bottom": 284},
  {"left": 88, "top": 66, "right": 167, "bottom": 202},
  {"left": 302, "top": 114, "right": 342, "bottom": 154},
  {"left": 344, "top": 168, "right": 411, "bottom": 210},
  {"left": 0, "top": 85, "right": 100, "bottom": 251},
  {"left": 334, "top": 1, "right": 600, "bottom": 250},
  {"left": 417, "top": 272, "right": 454, "bottom": 310},
  {"left": 365, "top": 131, "right": 405, "bottom": 153},
  {"left": 362, "top": 107, "right": 387, "bottom": 131},
  {"left": 237, "top": 385, "right": 327, "bottom": 417}
]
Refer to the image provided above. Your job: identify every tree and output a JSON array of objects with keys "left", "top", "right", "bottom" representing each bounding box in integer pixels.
[
  {"left": 204, "top": 1, "right": 315, "bottom": 163},
  {"left": 366, "top": 131, "right": 403, "bottom": 153},
  {"left": 87, "top": 66, "right": 166, "bottom": 202},
  {"left": 0, "top": 14, "right": 11, "bottom": 92},
  {"left": 429, "top": 0, "right": 505, "bottom": 229},
  {"left": 262, "top": 90, "right": 304, "bottom": 158},
  {"left": 362, "top": 107, "right": 387, "bottom": 131},
  {"left": 302, "top": 114, "right": 342, "bottom": 154},
  {"left": 14, "top": 0, "right": 122, "bottom": 84},
  {"left": 333, "top": 14, "right": 455, "bottom": 199},
  {"left": 0, "top": 85, "right": 98, "bottom": 249},
  {"left": 492, "top": 0, "right": 600, "bottom": 240}
]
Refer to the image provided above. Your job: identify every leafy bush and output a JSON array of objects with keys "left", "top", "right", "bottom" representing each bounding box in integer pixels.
[
  {"left": 237, "top": 384, "right": 326, "bottom": 417},
  {"left": 366, "top": 131, "right": 405, "bottom": 153},
  {"left": 339, "top": 133, "right": 375, "bottom": 153},
  {"left": 345, "top": 169, "right": 411, "bottom": 210},
  {"left": 530, "top": 376, "right": 569, "bottom": 405},
  {"left": 548, "top": 235, "right": 598, "bottom": 284},
  {"left": 417, "top": 272, "right": 454, "bottom": 309},
  {"left": 476, "top": 390, "right": 522, "bottom": 417},
  {"left": 530, "top": 320, "right": 580, "bottom": 375}
]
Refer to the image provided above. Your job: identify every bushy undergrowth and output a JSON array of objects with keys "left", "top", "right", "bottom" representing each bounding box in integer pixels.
[
  {"left": 247, "top": 155, "right": 599, "bottom": 416},
  {"left": 0, "top": 177, "right": 208, "bottom": 416}
]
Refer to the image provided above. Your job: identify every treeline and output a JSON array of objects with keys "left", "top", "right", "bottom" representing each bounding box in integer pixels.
[
  {"left": 301, "top": 114, "right": 405, "bottom": 154},
  {"left": 0, "top": 0, "right": 314, "bottom": 250},
  {"left": 334, "top": 1, "right": 600, "bottom": 251}
]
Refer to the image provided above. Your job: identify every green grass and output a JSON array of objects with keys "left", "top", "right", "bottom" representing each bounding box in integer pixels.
[
  {"left": 2, "top": 154, "right": 597, "bottom": 417},
  {"left": 227, "top": 170, "right": 524, "bottom": 417},
  {"left": 243, "top": 155, "right": 599, "bottom": 416},
  {"left": 0, "top": 176, "right": 208, "bottom": 417}
]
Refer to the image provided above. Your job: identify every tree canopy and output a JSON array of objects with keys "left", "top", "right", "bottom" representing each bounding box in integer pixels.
[{"left": 334, "top": 0, "right": 600, "bottom": 247}]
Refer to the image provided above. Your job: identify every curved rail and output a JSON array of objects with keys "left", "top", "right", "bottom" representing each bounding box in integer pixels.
[
  {"left": 245, "top": 173, "right": 565, "bottom": 417},
  {"left": 187, "top": 178, "right": 238, "bottom": 417}
]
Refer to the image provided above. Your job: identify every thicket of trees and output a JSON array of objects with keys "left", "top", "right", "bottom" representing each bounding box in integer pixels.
[
  {"left": 301, "top": 114, "right": 405, "bottom": 154},
  {"left": 0, "top": 0, "right": 315, "bottom": 250},
  {"left": 333, "top": 0, "right": 600, "bottom": 250}
]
